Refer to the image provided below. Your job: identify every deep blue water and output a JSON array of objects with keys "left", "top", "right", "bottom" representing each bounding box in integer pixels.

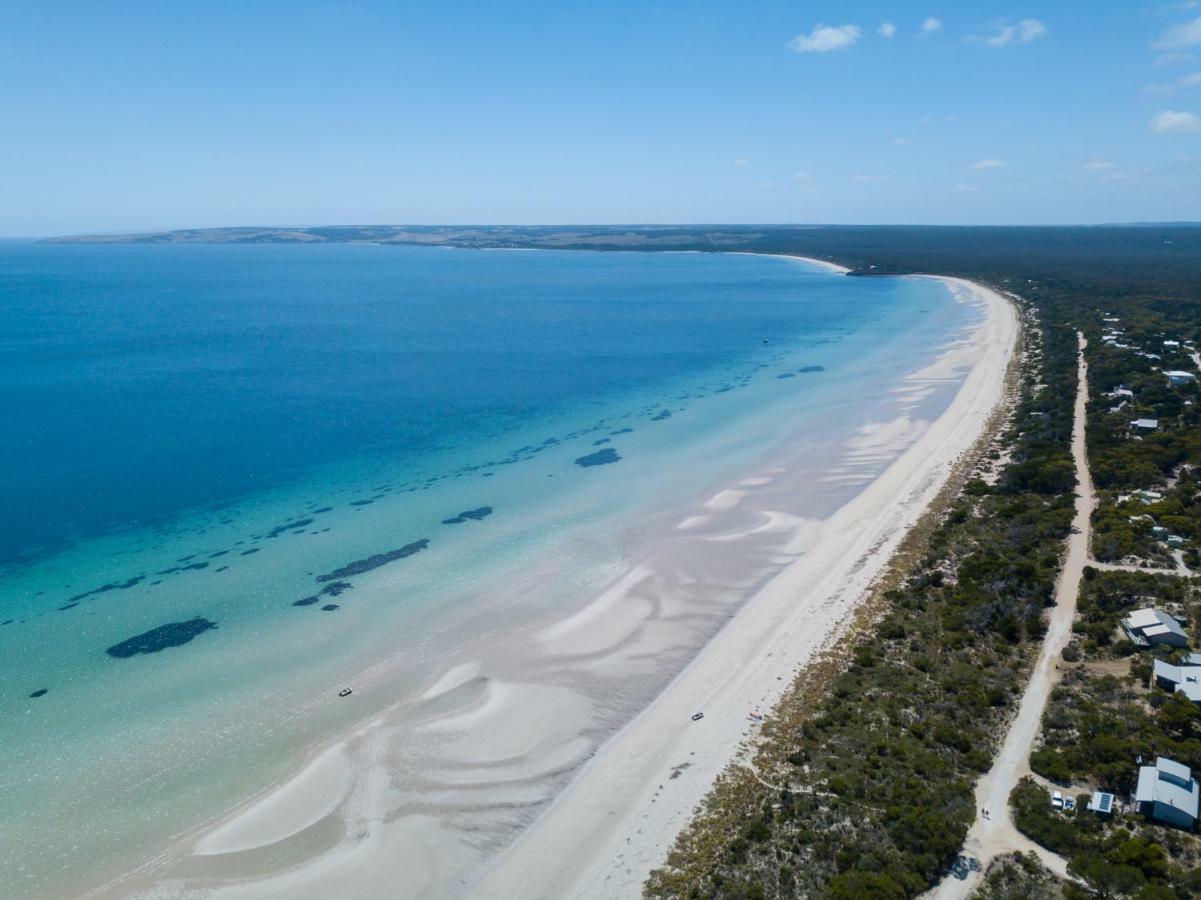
[{"left": 1, "top": 243, "right": 883, "bottom": 567}]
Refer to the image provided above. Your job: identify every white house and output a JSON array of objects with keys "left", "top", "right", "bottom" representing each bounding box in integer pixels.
[
  {"left": 1135, "top": 757, "right": 1200, "bottom": 828},
  {"left": 1131, "top": 418, "right": 1159, "bottom": 431},
  {"left": 1166, "top": 371, "right": 1197, "bottom": 386},
  {"left": 1123, "top": 607, "right": 1189, "bottom": 648}
]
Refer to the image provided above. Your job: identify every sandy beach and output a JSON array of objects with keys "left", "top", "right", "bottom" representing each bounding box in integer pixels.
[
  {"left": 732, "top": 250, "right": 853, "bottom": 276},
  {"left": 110, "top": 274, "right": 1015, "bottom": 900},
  {"left": 469, "top": 275, "right": 1016, "bottom": 899}
]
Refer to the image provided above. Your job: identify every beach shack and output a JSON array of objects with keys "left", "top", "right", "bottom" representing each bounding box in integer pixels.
[
  {"left": 1123, "top": 607, "right": 1189, "bottom": 648},
  {"left": 1087, "top": 791, "right": 1115, "bottom": 817},
  {"left": 1131, "top": 418, "right": 1159, "bottom": 432},
  {"left": 1153, "top": 660, "right": 1201, "bottom": 703},
  {"left": 1166, "top": 371, "right": 1197, "bottom": 386},
  {"left": 1134, "top": 757, "right": 1200, "bottom": 828}
]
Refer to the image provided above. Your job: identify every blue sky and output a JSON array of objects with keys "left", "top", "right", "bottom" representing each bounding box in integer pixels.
[{"left": 3, "top": 2, "right": 1201, "bottom": 234}]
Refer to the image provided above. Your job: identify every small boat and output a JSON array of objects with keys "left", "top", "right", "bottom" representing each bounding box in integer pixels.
[
  {"left": 338, "top": 688, "right": 353, "bottom": 698},
  {"left": 691, "top": 712, "right": 704, "bottom": 721}
]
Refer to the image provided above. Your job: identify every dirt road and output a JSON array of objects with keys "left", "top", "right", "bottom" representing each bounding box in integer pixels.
[{"left": 927, "top": 333, "right": 1092, "bottom": 897}]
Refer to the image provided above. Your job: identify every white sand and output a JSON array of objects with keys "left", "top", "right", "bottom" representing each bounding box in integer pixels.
[
  {"left": 114, "top": 275, "right": 1015, "bottom": 900},
  {"left": 730, "top": 251, "right": 853, "bottom": 276},
  {"left": 469, "top": 276, "right": 1016, "bottom": 899}
]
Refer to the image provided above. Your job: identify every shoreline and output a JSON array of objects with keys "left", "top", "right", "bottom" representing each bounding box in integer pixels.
[
  {"left": 99, "top": 268, "right": 1008, "bottom": 900},
  {"left": 467, "top": 275, "right": 1017, "bottom": 898},
  {"left": 726, "top": 249, "right": 853, "bottom": 275},
  {"left": 763, "top": 252, "right": 853, "bottom": 275}
]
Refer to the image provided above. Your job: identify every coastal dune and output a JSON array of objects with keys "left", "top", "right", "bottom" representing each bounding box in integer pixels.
[{"left": 114, "top": 274, "right": 1016, "bottom": 900}]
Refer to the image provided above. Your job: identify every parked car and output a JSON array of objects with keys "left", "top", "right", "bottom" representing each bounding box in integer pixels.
[{"left": 1052, "top": 791, "right": 1064, "bottom": 809}]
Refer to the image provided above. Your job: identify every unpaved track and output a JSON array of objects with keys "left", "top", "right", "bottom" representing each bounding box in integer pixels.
[{"left": 928, "top": 333, "right": 1092, "bottom": 898}]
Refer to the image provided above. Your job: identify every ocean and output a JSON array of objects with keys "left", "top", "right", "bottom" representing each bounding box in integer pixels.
[{"left": 0, "top": 243, "right": 979, "bottom": 896}]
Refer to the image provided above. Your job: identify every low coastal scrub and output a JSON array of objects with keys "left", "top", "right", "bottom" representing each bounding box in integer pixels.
[
  {"left": 644, "top": 305, "right": 1079, "bottom": 898},
  {"left": 1069, "top": 569, "right": 1193, "bottom": 659},
  {"left": 969, "top": 851, "right": 1067, "bottom": 900},
  {"left": 1010, "top": 778, "right": 1201, "bottom": 897},
  {"left": 1014, "top": 568, "right": 1201, "bottom": 898}
]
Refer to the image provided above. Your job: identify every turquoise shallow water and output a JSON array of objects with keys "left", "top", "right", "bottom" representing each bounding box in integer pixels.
[{"left": 0, "top": 245, "right": 974, "bottom": 895}]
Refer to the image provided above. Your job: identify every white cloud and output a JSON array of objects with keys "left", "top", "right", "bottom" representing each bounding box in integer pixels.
[
  {"left": 1156, "top": 52, "right": 1199, "bottom": 67},
  {"left": 982, "top": 18, "right": 1047, "bottom": 47},
  {"left": 892, "top": 136, "right": 912, "bottom": 145},
  {"left": 1082, "top": 159, "right": 1125, "bottom": 182},
  {"left": 850, "top": 174, "right": 889, "bottom": 183},
  {"left": 955, "top": 183, "right": 981, "bottom": 193},
  {"left": 984, "top": 25, "right": 1016, "bottom": 47},
  {"left": 1019, "top": 19, "right": 1048, "bottom": 42},
  {"left": 794, "top": 172, "right": 811, "bottom": 180},
  {"left": 1148, "top": 71, "right": 1201, "bottom": 93},
  {"left": 789, "top": 24, "right": 860, "bottom": 53},
  {"left": 878, "top": 22, "right": 897, "bottom": 38},
  {"left": 921, "top": 17, "right": 942, "bottom": 35},
  {"left": 1151, "top": 109, "right": 1201, "bottom": 133},
  {"left": 733, "top": 158, "right": 749, "bottom": 167},
  {"left": 1154, "top": 16, "right": 1201, "bottom": 50},
  {"left": 972, "top": 158, "right": 1007, "bottom": 170}
]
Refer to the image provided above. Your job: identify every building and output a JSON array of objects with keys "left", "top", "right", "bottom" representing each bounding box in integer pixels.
[
  {"left": 1153, "top": 660, "right": 1201, "bottom": 702},
  {"left": 1123, "top": 607, "right": 1189, "bottom": 648},
  {"left": 1087, "top": 791, "right": 1116, "bottom": 816},
  {"left": 1166, "top": 370, "right": 1197, "bottom": 386},
  {"left": 1165, "top": 340, "right": 1181, "bottom": 349},
  {"left": 1132, "top": 418, "right": 1159, "bottom": 431},
  {"left": 1135, "top": 757, "right": 1200, "bottom": 828},
  {"left": 1109, "top": 387, "right": 1135, "bottom": 399}
]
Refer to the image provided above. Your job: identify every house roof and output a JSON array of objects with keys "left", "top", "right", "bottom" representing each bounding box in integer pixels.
[
  {"left": 1155, "top": 659, "right": 1182, "bottom": 683},
  {"left": 1158, "top": 757, "right": 1192, "bottom": 783},
  {"left": 1088, "top": 791, "right": 1114, "bottom": 813},
  {"left": 1135, "top": 757, "right": 1201, "bottom": 820},
  {"left": 1155, "top": 661, "right": 1201, "bottom": 697},
  {"left": 1127, "top": 607, "right": 1177, "bottom": 631},
  {"left": 1125, "top": 608, "right": 1189, "bottom": 646},
  {"left": 1132, "top": 418, "right": 1159, "bottom": 429},
  {"left": 1180, "top": 682, "right": 1201, "bottom": 703}
]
